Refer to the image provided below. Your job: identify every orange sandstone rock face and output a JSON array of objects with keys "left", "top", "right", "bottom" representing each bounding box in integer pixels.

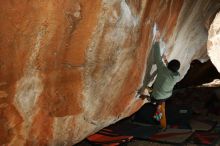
[{"left": 0, "top": 0, "right": 219, "bottom": 145}]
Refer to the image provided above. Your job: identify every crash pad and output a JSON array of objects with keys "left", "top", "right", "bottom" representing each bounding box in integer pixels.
[{"left": 148, "top": 128, "right": 194, "bottom": 144}]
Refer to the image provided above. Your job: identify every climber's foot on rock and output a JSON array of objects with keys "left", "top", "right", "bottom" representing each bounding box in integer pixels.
[{"left": 139, "top": 95, "right": 151, "bottom": 102}]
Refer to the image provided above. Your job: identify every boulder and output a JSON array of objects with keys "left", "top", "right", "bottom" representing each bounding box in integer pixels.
[{"left": 0, "top": 0, "right": 219, "bottom": 145}]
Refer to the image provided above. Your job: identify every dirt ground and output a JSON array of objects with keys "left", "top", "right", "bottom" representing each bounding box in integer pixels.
[
  {"left": 76, "top": 139, "right": 207, "bottom": 146},
  {"left": 128, "top": 140, "right": 190, "bottom": 146}
]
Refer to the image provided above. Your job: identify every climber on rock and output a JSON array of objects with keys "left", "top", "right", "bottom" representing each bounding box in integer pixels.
[{"left": 142, "top": 31, "right": 181, "bottom": 129}]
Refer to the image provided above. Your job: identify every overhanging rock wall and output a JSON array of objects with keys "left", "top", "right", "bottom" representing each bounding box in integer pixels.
[{"left": 0, "top": 0, "right": 219, "bottom": 145}]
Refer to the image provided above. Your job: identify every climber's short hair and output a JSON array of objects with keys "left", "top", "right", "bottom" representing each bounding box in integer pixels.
[{"left": 168, "top": 59, "right": 180, "bottom": 73}]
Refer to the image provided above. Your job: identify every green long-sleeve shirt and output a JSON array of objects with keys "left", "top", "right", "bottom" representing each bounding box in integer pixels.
[{"left": 152, "top": 42, "right": 180, "bottom": 100}]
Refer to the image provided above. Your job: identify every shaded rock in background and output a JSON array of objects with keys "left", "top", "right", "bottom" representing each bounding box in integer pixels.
[
  {"left": 171, "top": 87, "right": 220, "bottom": 116},
  {"left": 175, "top": 60, "right": 220, "bottom": 89}
]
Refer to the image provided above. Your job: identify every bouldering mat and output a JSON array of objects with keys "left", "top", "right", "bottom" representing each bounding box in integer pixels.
[
  {"left": 87, "top": 133, "right": 133, "bottom": 145},
  {"left": 189, "top": 131, "right": 220, "bottom": 145},
  {"left": 87, "top": 120, "right": 160, "bottom": 145},
  {"left": 87, "top": 120, "right": 196, "bottom": 145},
  {"left": 103, "top": 121, "right": 160, "bottom": 139},
  {"left": 190, "top": 118, "right": 217, "bottom": 131},
  {"left": 147, "top": 128, "right": 194, "bottom": 144}
]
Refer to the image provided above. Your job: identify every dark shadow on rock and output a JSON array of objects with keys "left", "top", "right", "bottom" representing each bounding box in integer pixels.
[{"left": 175, "top": 59, "right": 220, "bottom": 89}]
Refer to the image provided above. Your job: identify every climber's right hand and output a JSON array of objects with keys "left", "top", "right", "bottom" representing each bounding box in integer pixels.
[{"left": 155, "top": 31, "right": 160, "bottom": 42}]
